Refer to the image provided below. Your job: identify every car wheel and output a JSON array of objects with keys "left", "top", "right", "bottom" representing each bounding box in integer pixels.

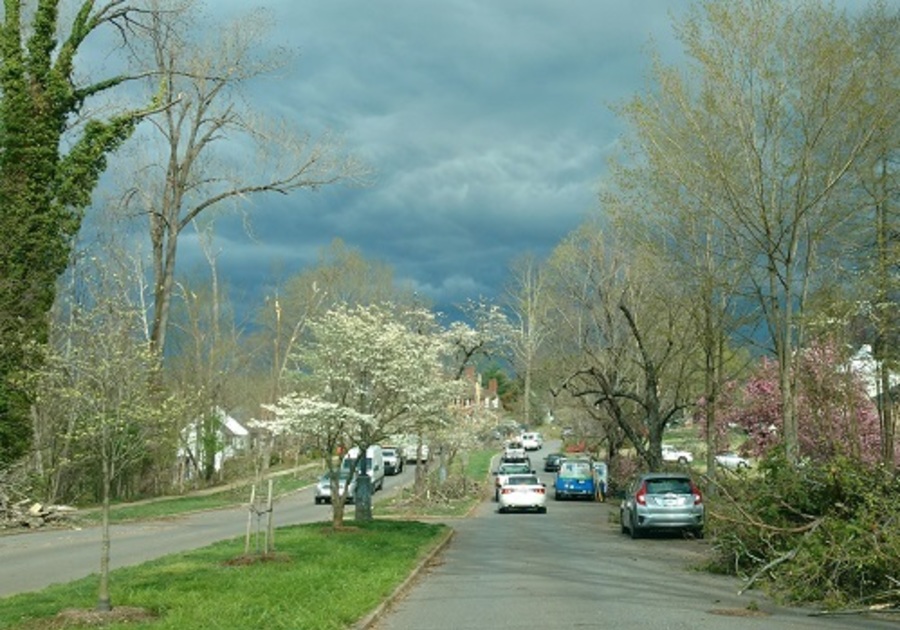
[
  {"left": 693, "top": 528, "right": 705, "bottom": 540},
  {"left": 314, "top": 497, "right": 321, "bottom": 505},
  {"left": 498, "top": 506, "right": 507, "bottom": 514},
  {"left": 630, "top": 515, "right": 642, "bottom": 539},
  {"left": 539, "top": 507, "right": 547, "bottom": 514},
  {"left": 678, "top": 456, "right": 688, "bottom": 465}
]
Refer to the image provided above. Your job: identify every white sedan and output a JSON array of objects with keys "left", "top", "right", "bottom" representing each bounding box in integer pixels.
[
  {"left": 662, "top": 444, "right": 694, "bottom": 464},
  {"left": 497, "top": 474, "right": 547, "bottom": 513},
  {"left": 715, "top": 451, "right": 751, "bottom": 470}
]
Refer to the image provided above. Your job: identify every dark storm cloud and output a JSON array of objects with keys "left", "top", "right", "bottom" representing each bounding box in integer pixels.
[{"left": 187, "top": 0, "right": 691, "bottom": 312}]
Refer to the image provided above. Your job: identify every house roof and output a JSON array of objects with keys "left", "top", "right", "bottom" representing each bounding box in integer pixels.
[{"left": 216, "top": 408, "right": 249, "bottom": 437}]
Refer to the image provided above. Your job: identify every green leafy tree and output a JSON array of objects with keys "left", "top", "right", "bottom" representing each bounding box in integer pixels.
[
  {"left": 29, "top": 265, "right": 175, "bottom": 612},
  {"left": 0, "top": 1, "right": 158, "bottom": 465}
]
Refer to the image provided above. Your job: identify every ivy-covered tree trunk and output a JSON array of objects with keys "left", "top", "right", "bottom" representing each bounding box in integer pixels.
[{"left": 0, "top": 1, "right": 146, "bottom": 465}]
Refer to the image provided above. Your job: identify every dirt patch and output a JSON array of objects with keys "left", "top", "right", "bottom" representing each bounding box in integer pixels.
[
  {"left": 15, "top": 606, "right": 157, "bottom": 629},
  {"left": 708, "top": 607, "right": 770, "bottom": 617},
  {"left": 223, "top": 552, "right": 292, "bottom": 566}
]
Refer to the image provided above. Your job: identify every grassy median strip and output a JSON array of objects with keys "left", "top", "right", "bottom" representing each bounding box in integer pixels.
[{"left": 0, "top": 519, "right": 448, "bottom": 630}]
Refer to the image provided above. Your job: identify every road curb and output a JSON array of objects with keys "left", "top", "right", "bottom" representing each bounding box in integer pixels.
[{"left": 353, "top": 526, "right": 456, "bottom": 629}]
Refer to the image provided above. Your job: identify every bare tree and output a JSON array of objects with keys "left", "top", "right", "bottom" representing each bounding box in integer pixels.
[
  {"left": 127, "top": 1, "right": 369, "bottom": 357},
  {"left": 545, "top": 224, "right": 701, "bottom": 469},
  {"left": 505, "top": 254, "right": 551, "bottom": 427}
]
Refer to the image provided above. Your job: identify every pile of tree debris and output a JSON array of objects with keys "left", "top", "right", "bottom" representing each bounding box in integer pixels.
[
  {"left": 0, "top": 465, "right": 77, "bottom": 530},
  {"left": 1, "top": 498, "right": 77, "bottom": 530}
]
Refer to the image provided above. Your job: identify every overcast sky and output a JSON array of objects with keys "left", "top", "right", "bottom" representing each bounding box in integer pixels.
[{"left": 145, "top": 0, "right": 693, "bottom": 319}]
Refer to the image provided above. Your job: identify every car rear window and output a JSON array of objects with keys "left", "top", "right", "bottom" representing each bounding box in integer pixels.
[
  {"left": 502, "top": 464, "right": 531, "bottom": 474},
  {"left": 559, "top": 462, "right": 592, "bottom": 478},
  {"left": 645, "top": 478, "right": 692, "bottom": 494},
  {"left": 508, "top": 475, "right": 539, "bottom": 485}
]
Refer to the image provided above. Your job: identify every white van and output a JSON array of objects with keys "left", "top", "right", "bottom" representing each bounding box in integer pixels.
[{"left": 341, "top": 445, "right": 385, "bottom": 491}]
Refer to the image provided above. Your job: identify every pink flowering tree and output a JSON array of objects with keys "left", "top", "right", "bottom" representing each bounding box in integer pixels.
[{"left": 717, "top": 340, "right": 882, "bottom": 464}]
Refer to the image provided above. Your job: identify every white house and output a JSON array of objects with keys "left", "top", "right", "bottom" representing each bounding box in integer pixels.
[
  {"left": 177, "top": 407, "right": 250, "bottom": 478},
  {"left": 849, "top": 344, "right": 900, "bottom": 400}
]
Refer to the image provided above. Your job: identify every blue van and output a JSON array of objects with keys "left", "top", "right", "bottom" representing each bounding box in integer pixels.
[{"left": 554, "top": 458, "right": 595, "bottom": 500}]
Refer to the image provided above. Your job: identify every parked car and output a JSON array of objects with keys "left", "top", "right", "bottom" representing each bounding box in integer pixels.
[
  {"left": 620, "top": 472, "right": 704, "bottom": 539},
  {"left": 382, "top": 446, "right": 404, "bottom": 475},
  {"left": 715, "top": 451, "right": 751, "bottom": 470},
  {"left": 661, "top": 444, "right": 694, "bottom": 464},
  {"left": 502, "top": 440, "right": 528, "bottom": 463},
  {"left": 314, "top": 470, "right": 355, "bottom": 504},
  {"left": 554, "top": 458, "right": 595, "bottom": 500},
  {"left": 543, "top": 452, "right": 563, "bottom": 472},
  {"left": 493, "top": 461, "right": 534, "bottom": 500},
  {"left": 497, "top": 474, "right": 547, "bottom": 513},
  {"left": 520, "top": 432, "right": 543, "bottom": 451},
  {"left": 392, "top": 434, "right": 430, "bottom": 463}
]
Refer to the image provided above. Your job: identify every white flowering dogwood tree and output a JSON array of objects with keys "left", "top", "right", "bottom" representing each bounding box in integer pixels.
[{"left": 258, "top": 302, "right": 458, "bottom": 526}]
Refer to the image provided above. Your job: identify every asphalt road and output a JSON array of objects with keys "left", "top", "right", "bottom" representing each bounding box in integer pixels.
[
  {"left": 369, "top": 455, "right": 899, "bottom": 630},
  {"left": 0, "top": 465, "right": 415, "bottom": 598}
]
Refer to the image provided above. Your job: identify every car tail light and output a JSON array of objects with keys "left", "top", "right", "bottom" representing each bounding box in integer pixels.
[
  {"left": 535, "top": 487, "right": 545, "bottom": 494},
  {"left": 691, "top": 482, "right": 703, "bottom": 505},
  {"left": 635, "top": 482, "right": 647, "bottom": 506},
  {"left": 501, "top": 487, "right": 514, "bottom": 495}
]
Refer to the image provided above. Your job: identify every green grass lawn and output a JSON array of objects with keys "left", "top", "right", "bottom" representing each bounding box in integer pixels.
[{"left": 0, "top": 519, "right": 449, "bottom": 630}]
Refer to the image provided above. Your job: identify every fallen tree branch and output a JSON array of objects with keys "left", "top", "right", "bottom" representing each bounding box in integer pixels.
[
  {"left": 738, "top": 520, "right": 822, "bottom": 595},
  {"left": 809, "top": 603, "right": 900, "bottom": 617}
]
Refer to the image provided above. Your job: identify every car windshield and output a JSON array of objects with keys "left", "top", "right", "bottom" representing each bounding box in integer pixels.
[
  {"left": 559, "top": 461, "right": 592, "bottom": 479},
  {"left": 383, "top": 449, "right": 396, "bottom": 456},
  {"left": 645, "top": 478, "right": 692, "bottom": 494}
]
